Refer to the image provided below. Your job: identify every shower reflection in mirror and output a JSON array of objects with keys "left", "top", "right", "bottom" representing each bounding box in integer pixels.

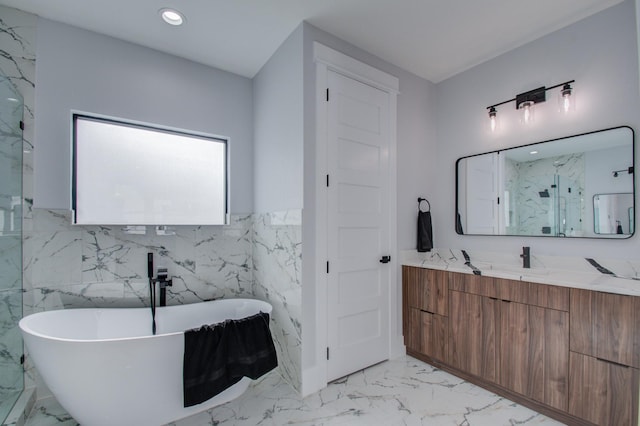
[{"left": 456, "top": 126, "right": 634, "bottom": 239}]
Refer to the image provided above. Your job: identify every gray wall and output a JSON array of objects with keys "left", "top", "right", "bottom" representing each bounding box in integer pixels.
[
  {"left": 253, "top": 25, "right": 304, "bottom": 212},
  {"left": 252, "top": 25, "right": 304, "bottom": 391},
  {"left": 34, "top": 18, "right": 254, "bottom": 213},
  {"left": 435, "top": 0, "right": 640, "bottom": 258}
]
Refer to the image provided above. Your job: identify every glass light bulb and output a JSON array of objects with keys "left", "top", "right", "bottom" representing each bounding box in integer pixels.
[
  {"left": 562, "top": 94, "right": 571, "bottom": 113},
  {"left": 488, "top": 107, "right": 497, "bottom": 132},
  {"left": 522, "top": 102, "right": 533, "bottom": 124},
  {"left": 558, "top": 84, "right": 575, "bottom": 114}
]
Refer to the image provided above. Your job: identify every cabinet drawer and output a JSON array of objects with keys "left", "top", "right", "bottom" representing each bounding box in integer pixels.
[
  {"left": 449, "top": 273, "right": 497, "bottom": 298},
  {"left": 420, "top": 311, "right": 448, "bottom": 363},
  {"left": 527, "top": 282, "right": 569, "bottom": 311},
  {"left": 570, "top": 288, "right": 640, "bottom": 368},
  {"left": 569, "top": 352, "right": 639, "bottom": 426},
  {"left": 403, "top": 266, "right": 448, "bottom": 316}
]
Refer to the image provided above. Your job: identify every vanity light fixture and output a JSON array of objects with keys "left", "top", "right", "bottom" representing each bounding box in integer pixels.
[
  {"left": 486, "top": 79, "right": 575, "bottom": 130},
  {"left": 488, "top": 106, "right": 497, "bottom": 132},
  {"left": 160, "top": 8, "right": 185, "bottom": 26},
  {"left": 559, "top": 83, "right": 574, "bottom": 113}
]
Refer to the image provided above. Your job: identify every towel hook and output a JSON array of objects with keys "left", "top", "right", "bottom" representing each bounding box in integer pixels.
[{"left": 418, "top": 197, "right": 430, "bottom": 212}]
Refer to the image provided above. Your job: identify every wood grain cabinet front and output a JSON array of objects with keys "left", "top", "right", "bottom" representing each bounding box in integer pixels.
[
  {"left": 402, "top": 267, "right": 639, "bottom": 426},
  {"left": 448, "top": 289, "right": 497, "bottom": 382},
  {"left": 568, "top": 351, "right": 639, "bottom": 426},
  {"left": 402, "top": 266, "right": 449, "bottom": 363},
  {"left": 498, "top": 301, "right": 569, "bottom": 411},
  {"left": 570, "top": 288, "right": 640, "bottom": 368}
]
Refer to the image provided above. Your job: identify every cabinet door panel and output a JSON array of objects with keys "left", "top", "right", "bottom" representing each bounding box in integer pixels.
[
  {"left": 569, "top": 352, "right": 639, "bottom": 426},
  {"left": 421, "top": 311, "right": 448, "bottom": 362},
  {"left": 499, "top": 303, "right": 568, "bottom": 411},
  {"left": 570, "top": 288, "right": 595, "bottom": 356},
  {"left": 595, "top": 292, "right": 640, "bottom": 368},
  {"left": 542, "top": 307, "right": 569, "bottom": 411},
  {"left": 405, "top": 307, "right": 421, "bottom": 351},
  {"left": 449, "top": 290, "right": 496, "bottom": 382},
  {"left": 499, "top": 301, "right": 531, "bottom": 396}
]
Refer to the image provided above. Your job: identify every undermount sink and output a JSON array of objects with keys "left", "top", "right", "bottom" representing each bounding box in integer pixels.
[
  {"left": 495, "top": 265, "right": 550, "bottom": 276},
  {"left": 470, "top": 262, "right": 550, "bottom": 276}
]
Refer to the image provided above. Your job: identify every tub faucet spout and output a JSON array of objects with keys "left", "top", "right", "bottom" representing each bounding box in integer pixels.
[{"left": 157, "top": 268, "right": 173, "bottom": 307}]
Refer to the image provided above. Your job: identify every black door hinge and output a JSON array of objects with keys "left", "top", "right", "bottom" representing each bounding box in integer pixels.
[
  {"left": 326, "top": 88, "right": 329, "bottom": 101},
  {"left": 326, "top": 174, "right": 329, "bottom": 187},
  {"left": 326, "top": 261, "right": 329, "bottom": 273},
  {"left": 497, "top": 197, "right": 500, "bottom": 205},
  {"left": 19, "top": 121, "right": 24, "bottom": 131},
  {"left": 326, "top": 347, "right": 330, "bottom": 360},
  {"left": 20, "top": 354, "right": 25, "bottom": 365}
]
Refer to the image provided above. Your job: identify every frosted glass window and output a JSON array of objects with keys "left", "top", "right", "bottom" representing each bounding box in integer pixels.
[{"left": 73, "top": 114, "right": 228, "bottom": 225}]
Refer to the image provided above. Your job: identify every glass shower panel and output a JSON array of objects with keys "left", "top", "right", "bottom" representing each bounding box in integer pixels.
[
  {"left": 0, "top": 75, "right": 24, "bottom": 422},
  {"left": 554, "top": 175, "right": 583, "bottom": 237}
]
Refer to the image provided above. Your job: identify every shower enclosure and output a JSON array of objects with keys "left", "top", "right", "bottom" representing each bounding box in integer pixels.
[
  {"left": 548, "top": 174, "right": 583, "bottom": 237},
  {"left": 0, "top": 75, "right": 24, "bottom": 422}
]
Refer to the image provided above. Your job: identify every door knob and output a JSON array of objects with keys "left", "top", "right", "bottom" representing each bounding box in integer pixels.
[{"left": 379, "top": 255, "right": 391, "bottom": 264}]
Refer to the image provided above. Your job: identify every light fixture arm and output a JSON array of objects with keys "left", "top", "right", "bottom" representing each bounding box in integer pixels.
[{"left": 486, "top": 79, "right": 575, "bottom": 111}]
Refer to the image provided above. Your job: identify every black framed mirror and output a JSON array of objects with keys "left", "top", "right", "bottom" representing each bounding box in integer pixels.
[{"left": 455, "top": 126, "right": 634, "bottom": 238}]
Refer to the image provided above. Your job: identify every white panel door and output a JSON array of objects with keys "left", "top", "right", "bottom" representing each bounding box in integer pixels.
[
  {"left": 326, "top": 70, "right": 391, "bottom": 381},
  {"left": 465, "top": 153, "right": 499, "bottom": 234}
]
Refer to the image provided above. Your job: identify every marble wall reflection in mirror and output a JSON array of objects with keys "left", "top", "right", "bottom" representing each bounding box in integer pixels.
[{"left": 456, "top": 126, "right": 634, "bottom": 238}]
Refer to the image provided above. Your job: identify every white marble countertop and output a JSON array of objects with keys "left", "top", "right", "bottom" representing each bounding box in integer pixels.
[{"left": 401, "top": 248, "right": 640, "bottom": 297}]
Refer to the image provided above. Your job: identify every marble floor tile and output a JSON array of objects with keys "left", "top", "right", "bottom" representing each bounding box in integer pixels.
[{"left": 24, "top": 356, "right": 563, "bottom": 426}]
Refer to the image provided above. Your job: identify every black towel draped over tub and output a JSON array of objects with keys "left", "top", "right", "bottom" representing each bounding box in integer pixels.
[{"left": 183, "top": 311, "right": 278, "bottom": 407}]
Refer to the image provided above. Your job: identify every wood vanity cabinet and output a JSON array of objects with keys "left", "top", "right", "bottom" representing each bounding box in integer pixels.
[
  {"left": 403, "top": 267, "right": 639, "bottom": 426},
  {"left": 449, "top": 276, "right": 569, "bottom": 410},
  {"left": 402, "top": 266, "right": 448, "bottom": 362}
]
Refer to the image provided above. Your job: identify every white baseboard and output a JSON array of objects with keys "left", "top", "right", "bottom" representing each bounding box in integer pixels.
[
  {"left": 389, "top": 335, "right": 406, "bottom": 359},
  {"left": 301, "top": 363, "right": 327, "bottom": 397}
]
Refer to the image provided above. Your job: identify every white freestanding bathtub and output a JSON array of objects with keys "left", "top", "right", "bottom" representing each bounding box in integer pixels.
[{"left": 19, "top": 298, "right": 273, "bottom": 426}]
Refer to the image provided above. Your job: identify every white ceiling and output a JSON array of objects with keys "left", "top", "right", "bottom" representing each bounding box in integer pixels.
[{"left": 0, "top": 0, "right": 624, "bottom": 83}]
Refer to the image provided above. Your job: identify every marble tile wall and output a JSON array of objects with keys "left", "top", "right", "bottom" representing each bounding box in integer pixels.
[
  {"left": 0, "top": 6, "right": 36, "bottom": 420},
  {"left": 512, "top": 154, "right": 585, "bottom": 236},
  {"left": 23, "top": 211, "right": 254, "bottom": 313},
  {"left": 3, "top": 6, "right": 305, "bottom": 401},
  {"left": 251, "top": 210, "right": 302, "bottom": 392}
]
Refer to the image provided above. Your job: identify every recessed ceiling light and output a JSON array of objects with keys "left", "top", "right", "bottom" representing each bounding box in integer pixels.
[
  {"left": 530, "top": 150, "right": 538, "bottom": 155},
  {"left": 7, "top": 97, "right": 19, "bottom": 103},
  {"left": 159, "top": 8, "right": 185, "bottom": 26}
]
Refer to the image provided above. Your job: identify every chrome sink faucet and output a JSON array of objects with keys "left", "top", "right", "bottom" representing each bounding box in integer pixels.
[{"left": 520, "top": 246, "right": 531, "bottom": 269}]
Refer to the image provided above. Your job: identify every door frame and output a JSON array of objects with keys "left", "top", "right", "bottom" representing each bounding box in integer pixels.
[{"left": 312, "top": 42, "right": 400, "bottom": 391}]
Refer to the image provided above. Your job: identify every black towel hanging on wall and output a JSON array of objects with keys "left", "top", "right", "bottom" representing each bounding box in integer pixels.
[{"left": 417, "top": 198, "right": 433, "bottom": 252}]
